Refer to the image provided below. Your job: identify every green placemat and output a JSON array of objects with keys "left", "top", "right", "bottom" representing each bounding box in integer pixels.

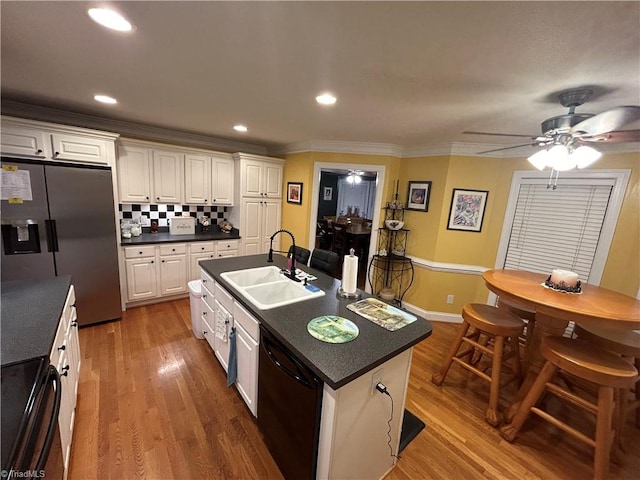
[{"left": 307, "top": 316, "right": 359, "bottom": 344}]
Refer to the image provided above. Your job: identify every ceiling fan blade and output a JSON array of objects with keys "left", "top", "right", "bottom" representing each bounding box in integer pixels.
[
  {"left": 476, "top": 143, "right": 536, "bottom": 155},
  {"left": 463, "top": 130, "right": 538, "bottom": 139},
  {"left": 578, "top": 129, "right": 640, "bottom": 143},
  {"left": 570, "top": 106, "right": 640, "bottom": 136}
]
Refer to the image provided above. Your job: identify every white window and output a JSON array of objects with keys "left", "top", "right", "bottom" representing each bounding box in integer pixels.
[{"left": 495, "top": 169, "right": 630, "bottom": 284}]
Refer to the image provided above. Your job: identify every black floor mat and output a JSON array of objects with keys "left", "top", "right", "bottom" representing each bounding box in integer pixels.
[{"left": 399, "top": 409, "right": 425, "bottom": 453}]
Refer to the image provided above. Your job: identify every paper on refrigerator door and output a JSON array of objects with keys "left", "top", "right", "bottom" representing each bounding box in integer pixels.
[{"left": 1, "top": 167, "right": 33, "bottom": 201}]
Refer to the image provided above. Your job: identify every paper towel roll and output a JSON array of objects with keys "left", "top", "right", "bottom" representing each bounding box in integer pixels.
[{"left": 342, "top": 254, "right": 358, "bottom": 294}]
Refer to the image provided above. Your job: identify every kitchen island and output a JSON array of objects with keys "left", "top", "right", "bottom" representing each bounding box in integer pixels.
[{"left": 200, "top": 254, "right": 432, "bottom": 480}]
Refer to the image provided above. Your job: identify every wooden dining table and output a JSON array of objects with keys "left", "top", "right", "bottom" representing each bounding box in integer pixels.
[{"left": 482, "top": 268, "right": 640, "bottom": 419}]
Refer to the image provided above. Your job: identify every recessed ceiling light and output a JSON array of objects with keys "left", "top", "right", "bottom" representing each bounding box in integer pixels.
[
  {"left": 233, "top": 125, "right": 248, "bottom": 132},
  {"left": 88, "top": 8, "right": 133, "bottom": 32},
  {"left": 316, "top": 93, "right": 337, "bottom": 105},
  {"left": 94, "top": 94, "right": 118, "bottom": 105}
]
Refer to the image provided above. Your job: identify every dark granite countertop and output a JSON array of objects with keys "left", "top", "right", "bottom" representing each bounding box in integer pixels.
[
  {"left": 1, "top": 276, "right": 72, "bottom": 366},
  {"left": 200, "top": 255, "right": 432, "bottom": 390},
  {"left": 120, "top": 228, "right": 241, "bottom": 245}
]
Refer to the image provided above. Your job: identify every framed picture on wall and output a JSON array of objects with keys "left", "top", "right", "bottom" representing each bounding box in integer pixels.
[
  {"left": 447, "top": 188, "right": 489, "bottom": 232},
  {"left": 406, "top": 181, "right": 432, "bottom": 211},
  {"left": 323, "top": 186, "right": 333, "bottom": 201},
  {"left": 287, "top": 182, "right": 303, "bottom": 204}
]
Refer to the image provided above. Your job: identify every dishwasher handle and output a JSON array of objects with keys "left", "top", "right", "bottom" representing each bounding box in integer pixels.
[
  {"left": 262, "top": 335, "right": 313, "bottom": 388},
  {"left": 34, "top": 365, "right": 62, "bottom": 470}
]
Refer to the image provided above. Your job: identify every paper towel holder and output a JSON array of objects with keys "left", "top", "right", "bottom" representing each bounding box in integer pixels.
[{"left": 337, "top": 248, "right": 362, "bottom": 299}]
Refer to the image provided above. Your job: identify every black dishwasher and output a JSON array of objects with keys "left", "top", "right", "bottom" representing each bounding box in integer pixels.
[{"left": 258, "top": 326, "right": 323, "bottom": 480}]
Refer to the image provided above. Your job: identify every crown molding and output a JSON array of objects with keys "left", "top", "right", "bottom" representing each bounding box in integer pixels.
[
  {"left": 0, "top": 100, "right": 268, "bottom": 155},
  {"left": 270, "top": 140, "right": 404, "bottom": 157}
]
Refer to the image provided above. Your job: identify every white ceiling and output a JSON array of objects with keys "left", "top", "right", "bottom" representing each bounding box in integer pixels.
[{"left": 2, "top": 1, "right": 639, "bottom": 156}]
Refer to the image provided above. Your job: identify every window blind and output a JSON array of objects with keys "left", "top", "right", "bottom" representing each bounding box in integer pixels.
[{"left": 503, "top": 182, "right": 613, "bottom": 283}]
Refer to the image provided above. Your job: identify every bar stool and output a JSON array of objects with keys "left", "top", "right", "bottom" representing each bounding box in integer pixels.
[
  {"left": 501, "top": 336, "right": 638, "bottom": 480},
  {"left": 574, "top": 324, "right": 640, "bottom": 451},
  {"left": 432, "top": 303, "right": 524, "bottom": 426}
]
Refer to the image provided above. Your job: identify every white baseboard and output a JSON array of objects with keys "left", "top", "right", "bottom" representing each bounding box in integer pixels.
[{"left": 402, "top": 301, "right": 463, "bottom": 323}]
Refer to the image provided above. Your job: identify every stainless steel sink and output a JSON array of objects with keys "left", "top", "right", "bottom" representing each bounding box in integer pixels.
[{"left": 220, "top": 266, "right": 325, "bottom": 310}]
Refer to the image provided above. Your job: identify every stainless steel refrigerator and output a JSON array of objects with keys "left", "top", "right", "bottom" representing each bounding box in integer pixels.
[{"left": 1, "top": 158, "right": 122, "bottom": 326}]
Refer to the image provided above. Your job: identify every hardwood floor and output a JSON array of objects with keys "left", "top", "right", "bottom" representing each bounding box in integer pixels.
[{"left": 69, "top": 299, "right": 639, "bottom": 479}]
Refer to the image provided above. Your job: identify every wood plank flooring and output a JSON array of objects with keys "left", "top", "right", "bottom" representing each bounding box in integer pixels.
[{"left": 69, "top": 299, "right": 639, "bottom": 479}]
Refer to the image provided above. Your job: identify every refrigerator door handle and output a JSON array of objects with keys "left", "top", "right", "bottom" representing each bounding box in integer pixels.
[{"left": 44, "top": 220, "right": 59, "bottom": 252}]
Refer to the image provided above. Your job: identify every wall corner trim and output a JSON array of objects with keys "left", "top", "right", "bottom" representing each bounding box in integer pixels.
[{"left": 407, "top": 256, "right": 489, "bottom": 275}]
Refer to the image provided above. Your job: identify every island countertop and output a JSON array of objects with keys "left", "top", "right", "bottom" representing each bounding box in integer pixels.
[
  {"left": 1, "top": 276, "right": 71, "bottom": 366},
  {"left": 200, "top": 255, "right": 432, "bottom": 390}
]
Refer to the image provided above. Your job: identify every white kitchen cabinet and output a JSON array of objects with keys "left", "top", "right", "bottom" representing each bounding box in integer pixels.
[
  {"left": 49, "top": 285, "right": 80, "bottom": 480},
  {"left": 236, "top": 154, "right": 283, "bottom": 198},
  {"left": 117, "top": 144, "right": 153, "bottom": 203},
  {"left": 124, "top": 246, "right": 158, "bottom": 301},
  {"left": 158, "top": 243, "right": 187, "bottom": 296},
  {"left": 185, "top": 153, "right": 234, "bottom": 205},
  {"left": 189, "top": 242, "right": 216, "bottom": 281},
  {"left": 239, "top": 198, "right": 282, "bottom": 255},
  {"left": 153, "top": 149, "right": 183, "bottom": 203},
  {"left": 1, "top": 117, "right": 117, "bottom": 166},
  {"left": 228, "top": 153, "right": 284, "bottom": 255},
  {"left": 215, "top": 239, "right": 239, "bottom": 258},
  {"left": 185, "top": 153, "right": 211, "bottom": 204},
  {"left": 233, "top": 301, "right": 260, "bottom": 417},
  {"left": 51, "top": 133, "right": 110, "bottom": 164},
  {"left": 211, "top": 154, "right": 235, "bottom": 205},
  {"left": 0, "top": 123, "right": 48, "bottom": 158}
]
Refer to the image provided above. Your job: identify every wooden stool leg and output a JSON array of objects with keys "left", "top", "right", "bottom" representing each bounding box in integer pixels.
[
  {"left": 486, "top": 335, "right": 504, "bottom": 426},
  {"left": 594, "top": 386, "right": 614, "bottom": 480},
  {"left": 509, "top": 335, "right": 522, "bottom": 385},
  {"left": 635, "top": 358, "right": 640, "bottom": 429},
  {"left": 432, "top": 322, "right": 470, "bottom": 385},
  {"left": 501, "top": 360, "right": 558, "bottom": 441}
]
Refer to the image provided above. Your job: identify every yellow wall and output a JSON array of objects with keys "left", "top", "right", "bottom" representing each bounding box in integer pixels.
[{"left": 282, "top": 149, "right": 640, "bottom": 313}]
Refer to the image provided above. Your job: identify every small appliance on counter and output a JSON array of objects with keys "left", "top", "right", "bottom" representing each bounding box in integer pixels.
[{"left": 169, "top": 216, "right": 196, "bottom": 235}]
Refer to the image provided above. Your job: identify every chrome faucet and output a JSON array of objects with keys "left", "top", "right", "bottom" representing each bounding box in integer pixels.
[{"left": 267, "top": 229, "right": 300, "bottom": 282}]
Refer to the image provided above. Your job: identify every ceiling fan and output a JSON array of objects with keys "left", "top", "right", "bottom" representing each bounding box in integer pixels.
[{"left": 464, "top": 89, "right": 640, "bottom": 157}]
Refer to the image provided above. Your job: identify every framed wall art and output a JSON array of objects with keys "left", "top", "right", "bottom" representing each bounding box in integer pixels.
[
  {"left": 447, "top": 188, "right": 489, "bottom": 232},
  {"left": 406, "top": 181, "right": 432, "bottom": 212},
  {"left": 287, "top": 182, "right": 303, "bottom": 204},
  {"left": 323, "top": 186, "right": 333, "bottom": 201}
]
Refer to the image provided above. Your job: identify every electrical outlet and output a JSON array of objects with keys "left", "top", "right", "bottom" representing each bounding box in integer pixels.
[
  {"left": 447, "top": 294, "right": 454, "bottom": 304},
  {"left": 370, "top": 368, "right": 384, "bottom": 396}
]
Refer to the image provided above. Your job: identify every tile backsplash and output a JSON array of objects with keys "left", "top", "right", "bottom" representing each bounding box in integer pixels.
[{"left": 119, "top": 204, "right": 228, "bottom": 227}]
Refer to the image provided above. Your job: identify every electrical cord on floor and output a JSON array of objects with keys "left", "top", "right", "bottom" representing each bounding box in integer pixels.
[{"left": 376, "top": 382, "right": 401, "bottom": 460}]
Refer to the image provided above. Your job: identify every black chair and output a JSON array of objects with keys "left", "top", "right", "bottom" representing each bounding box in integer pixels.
[
  {"left": 287, "top": 245, "right": 311, "bottom": 266},
  {"left": 309, "top": 249, "right": 339, "bottom": 277}
]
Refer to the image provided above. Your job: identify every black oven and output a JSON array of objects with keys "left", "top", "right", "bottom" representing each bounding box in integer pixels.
[{"left": 1, "top": 357, "right": 64, "bottom": 480}]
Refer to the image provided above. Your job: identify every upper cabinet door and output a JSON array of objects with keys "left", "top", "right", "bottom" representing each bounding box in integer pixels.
[
  {"left": 0, "top": 124, "right": 48, "bottom": 158},
  {"left": 117, "top": 145, "right": 152, "bottom": 203},
  {"left": 211, "top": 154, "right": 234, "bottom": 205},
  {"left": 185, "top": 154, "right": 211, "bottom": 204},
  {"left": 51, "top": 133, "right": 110, "bottom": 164},
  {"left": 242, "top": 160, "right": 263, "bottom": 197},
  {"left": 263, "top": 163, "right": 283, "bottom": 198},
  {"left": 153, "top": 150, "right": 183, "bottom": 203}
]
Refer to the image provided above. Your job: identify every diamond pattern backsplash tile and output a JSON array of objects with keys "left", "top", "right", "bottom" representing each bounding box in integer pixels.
[{"left": 119, "top": 204, "right": 227, "bottom": 227}]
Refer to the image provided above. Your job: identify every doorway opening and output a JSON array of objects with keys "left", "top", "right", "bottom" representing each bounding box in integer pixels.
[{"left": 308, "top": 162, "right": 386, "bottom": 291}]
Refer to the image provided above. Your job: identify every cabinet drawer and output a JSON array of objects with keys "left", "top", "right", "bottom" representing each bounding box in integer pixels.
[
  {"left": 214, "top": 281, "right": 234, "bottom": 313},
  {"left": 124, "top": 245, "right": 156, "bottom": 259},
  {"left": 201, "top": 268, "right": 215, "bottom": 293},
  {"left": 201, "top": 284, "right": 215, "bottom": 311},
  {"left": 233, "top": 301, "right": 260, "bottom": 341},
  {"left": 191, "top": 242, "right": 215, "bottom": 253},
  {"left": 159, "top": 243, "right": 186, "bottom": 256},
  {"left": 201, "top": 300, "right": 216, "bottom": 352},
  {"left": 216, "top": 239, "right": 239, "bottom": 252}
]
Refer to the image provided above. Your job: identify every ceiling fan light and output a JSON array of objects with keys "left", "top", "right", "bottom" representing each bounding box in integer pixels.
[
  {"left": 346, "top": 175, "right": 354, "bottom": 184},
  {"left": 527, "top": 149, "right": 549, "bottom": 170},
  {"left": 354, "top": 175, "right": 362, "bottom": 184},
  {"left": 573, "top": 146, "right": 602, "bottom": 169}
]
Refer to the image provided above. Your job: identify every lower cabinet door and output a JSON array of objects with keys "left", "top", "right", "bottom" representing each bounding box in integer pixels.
[
  {"left": 125, "top": 258, "right": 157, "bottom": 301},
  {"left": 235, "top": 322, "right": 259, "bottom": 417},
  {"left": 159, "top": 254, "right": 187, "bottom": 295},
  {"left": 214, "top": 299, "right": 232, "bottom": 372}
]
